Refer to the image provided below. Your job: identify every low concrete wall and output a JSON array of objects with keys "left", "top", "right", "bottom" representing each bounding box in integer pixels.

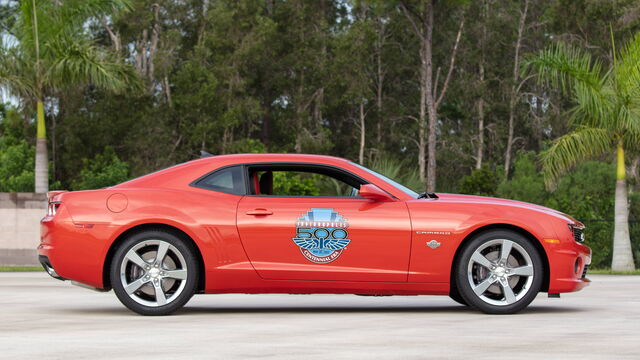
[{"left": 0, "top": 193, "right": 47, "bottom": 266}]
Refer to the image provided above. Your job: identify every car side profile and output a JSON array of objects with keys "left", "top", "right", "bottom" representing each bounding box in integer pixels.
[{"left": 39, "top": 153, "right": 591, "bottom": 315}]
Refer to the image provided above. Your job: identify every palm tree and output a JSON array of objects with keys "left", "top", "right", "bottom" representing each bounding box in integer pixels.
[
  {"left": 526, "top": 34, "right": 640, "bottom": 271},
  {"left": 0, "top": 0, "right": 137, "bottom": 193}
]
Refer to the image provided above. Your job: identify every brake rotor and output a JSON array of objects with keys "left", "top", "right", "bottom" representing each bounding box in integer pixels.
[
  {"left": 129, "top": 248, "right": 178, "bottom": 297},
  {"left": 476, "top": 250, "right": 520, "bottom": 295}
]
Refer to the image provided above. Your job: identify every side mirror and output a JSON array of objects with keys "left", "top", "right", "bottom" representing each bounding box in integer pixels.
[{"left": 358, "top": 184, "right": 394, "bottom": 202}]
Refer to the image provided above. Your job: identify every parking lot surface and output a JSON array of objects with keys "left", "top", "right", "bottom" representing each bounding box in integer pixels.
[{"left": 0, "top": 272, "right": 638, "bottom": 359}]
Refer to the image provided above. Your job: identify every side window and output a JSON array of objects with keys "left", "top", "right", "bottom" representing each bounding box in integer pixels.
[
  {"left": 195, "top": 166, "right": 245, "bottom": 195},
  {"left": 249, "top": 167, "right": 362, "bottom": 197}
]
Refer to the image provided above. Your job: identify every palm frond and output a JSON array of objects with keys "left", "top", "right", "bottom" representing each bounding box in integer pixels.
[
  {"left": 611, "top": 32, "right": 640, "bottom": 140},
  {"left": 44, "top": 36, "right": 139, "bottom": 93},
  {"left": 0, "top": 45, "right": 35, "bottom": 98},
  {"left": 622, "top": 128, "right": 640, "bottom": 153},
  {"left": 56, "top": 0, "right": 132, "bottom": 30},
  {"left": 568, "top": 78, "right": 617, "bottom": 130},
  {"left": 614, "top": 32, "right": 640, "bottom": 98},
  {"left": 524, "top": 42, "right": 614, "bottom": 129},
  {"left": 524, "top": 42, "right": 604, "bottom": 93},
  {"left": 541, "top": 127, "right": 613, "bottom": 188}
]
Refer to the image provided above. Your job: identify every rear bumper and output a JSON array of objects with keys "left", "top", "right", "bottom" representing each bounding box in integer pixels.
[
  {"left": 38, "top": 255, "right": 66, "bottom": 281},
  {"left": 39, "top": 208, "right": 107, "bottom": 289}
]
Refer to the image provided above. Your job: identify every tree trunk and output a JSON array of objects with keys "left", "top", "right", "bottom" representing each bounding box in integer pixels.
[
  {"left": 401, "top": 0, "right": 463, "bottom": 192},
  {"left": 262, "top": 102, "right": 271, "bottom": 147},
  {"left": 476, "top": 97, "right": 485, "bottom": 170},
  {"left": 34, "top": 100, "right": 48, "bottom": 193},
  {"left": 612, "top": 144, "right": 636, "bottom": 271},
  {"left": 423, "top": 1, "right": 436, "bottom": 192},
  {"left": 359, "top": 101, "right": 365, "bottom": 164},
  {"left": 475, "top": 1, "right": 487, "bottom": 170},
  {"left": 504, "top": 0, "right": 528, "bottom": 178},
  {"left": 504, "top": 108, "right": 515, "bottom": 177},
  {"left": 197, "top": 0, "right": 210, "bottom": 46},
  {"left": 418, "top": 40, "right": 428, "bottom": 185},
  {"left": 163, "top": 75, "right": 172, "bottom": 105},
  {"left": 375, "top": 18, "right": 386, "bottom": 147},
  {"left": 100, "top": 17, "right": 121, "bottom": 53},
  {"left": 148, "top": 4, "right": 161, "bottom": 86}
]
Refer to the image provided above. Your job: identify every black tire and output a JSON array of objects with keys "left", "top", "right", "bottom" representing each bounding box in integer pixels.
[
  {"left": 449, "top": 286, "right": 468, "bottom": 306},
  {"left": 110, "top": 230, "right": 199, "bottom": 315},
  {"left": 455, "top": 230, "right": 543, "bottom": 314}
]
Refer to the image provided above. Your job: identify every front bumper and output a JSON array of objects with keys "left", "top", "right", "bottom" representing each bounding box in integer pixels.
[{"left": 547, "top": 239, "right": 591, "bottom": 293}]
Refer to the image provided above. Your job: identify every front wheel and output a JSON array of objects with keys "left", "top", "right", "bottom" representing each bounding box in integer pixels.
[
  {"left": 110, "top": 230, "right": 198, "bottom": 315},
  {"left": 455, "top": 230, "right": 543, "bottom": 314}
]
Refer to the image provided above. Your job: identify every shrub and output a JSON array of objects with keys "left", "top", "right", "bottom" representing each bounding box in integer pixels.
[
  {"left": 72, "top": 147, "right": 130, "bottom": 190},
  {"left": 368, "top": 156, "right": 423, "bottom": 192},
  {"left": 459, "top": 168, "right": 498, "bottom": 196},
  {"left": 0, "top": 138, "right": 35, "bottom": 192},
  {"left": 496, "top": 152, "right": 548, "bottom": 204}
]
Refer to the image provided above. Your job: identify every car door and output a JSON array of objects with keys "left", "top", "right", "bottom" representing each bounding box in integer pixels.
[{"left": 235, "top": 164, "right": 412, "bottom": 282}]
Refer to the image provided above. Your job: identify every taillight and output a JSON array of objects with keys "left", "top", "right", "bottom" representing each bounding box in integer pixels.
[{"left": 47, "top": 202, "right": 61, "bottom": 216}]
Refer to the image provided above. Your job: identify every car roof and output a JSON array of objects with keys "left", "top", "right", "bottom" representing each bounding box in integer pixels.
[
  {"left": 113, "top": 153, "right": 355, "bottom": 189},
  {"left": 194, "top": 153, "right": 351, "bottom": 164}
]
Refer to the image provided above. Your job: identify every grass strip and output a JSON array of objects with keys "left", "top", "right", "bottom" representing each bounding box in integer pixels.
[
  {"left": 0, "top": 266, "right": 44, "bottom": 272},
  {"left": 588, "top": 268, "right": 640, "bottom": 275}
]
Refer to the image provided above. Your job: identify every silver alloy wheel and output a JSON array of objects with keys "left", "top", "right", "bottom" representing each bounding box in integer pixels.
[
  {"left": 467, "top": 239, "right": 534, "bottom": 306},
  {"left": 119, "top": 239, "right": 188, "bottom": 307}
]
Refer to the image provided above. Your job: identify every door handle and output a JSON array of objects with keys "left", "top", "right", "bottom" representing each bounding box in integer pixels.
[{"left": 245, "top": 208, "right": 273, "bottom": 216}]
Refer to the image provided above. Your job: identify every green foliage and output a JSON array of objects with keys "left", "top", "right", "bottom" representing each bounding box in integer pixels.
[
  {"left": 547, "top": 161, "right": 616, "bottom": 268},
  {"left": 0, "top": 0, "right": 138, "bottom": 98},
  {"left": 493, "top": 152, "right": 638, "bottom": 268},
  {"left": 459, "top": 168, "right": 499, "bottom": 196},
  {"left": 0, "top": 0, "right": 637, "bottom": 268},
  {"left": 526, "top": 34, "right": 640, "bottom": 186},
  {"left": 0, "top": 138, "right": 35, "bottom": 192},
  {"left": 496, "top": 152, "right": 548, "bottom": 204},
  {"left": 71, "top": 147, "right": 129, "bottom": 190},
  {"left": 368, "top": 156, "right": 423, "bottom": 193},
  {"left": 0, "top": 104, "right": 35, "bottom": 192},
  {"left": 272, "top": 172, "right": 319, "bottom": 196},
  {"left": 227, "top": 139, "right": 267, "bottom": 154}
]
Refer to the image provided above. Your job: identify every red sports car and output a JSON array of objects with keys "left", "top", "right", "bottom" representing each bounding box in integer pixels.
[{"left": 39, "top": 153, "right": 591, "bottom": 315}]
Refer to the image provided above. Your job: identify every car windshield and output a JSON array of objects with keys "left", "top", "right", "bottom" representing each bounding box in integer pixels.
[{"left": 350, "top": 162, "right": 420, "bottom": 199}]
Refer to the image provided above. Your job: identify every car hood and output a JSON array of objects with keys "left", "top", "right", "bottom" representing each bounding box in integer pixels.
[{"left": 427, "top": 193, "right": 580, "bottom": 225}]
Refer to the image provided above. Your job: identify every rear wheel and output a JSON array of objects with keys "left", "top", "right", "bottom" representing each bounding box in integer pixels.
[
  {"left": 455, "top": 230, "right": 543, "bottom": 314},
  {"left": 110, "top": 230, "right": 198, "bottom": 315}
]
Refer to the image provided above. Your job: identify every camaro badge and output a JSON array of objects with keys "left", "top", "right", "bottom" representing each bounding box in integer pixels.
[
  {"left": 292, "top": 208, "right": 350, "bottom": 264},
  {"left": 427, "top": 240, "right": 441, "bottom": 249}
]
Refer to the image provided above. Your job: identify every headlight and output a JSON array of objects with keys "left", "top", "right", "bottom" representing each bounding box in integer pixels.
[{"left": 568, "top": 223, "right": 585, "bottom": 243}]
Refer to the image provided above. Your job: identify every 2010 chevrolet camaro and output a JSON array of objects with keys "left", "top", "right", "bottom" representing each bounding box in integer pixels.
[{"left": 39, "top": 153, "right": 591, "bottom": 315}]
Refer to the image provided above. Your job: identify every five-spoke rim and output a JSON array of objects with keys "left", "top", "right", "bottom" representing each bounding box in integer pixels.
[
  {"left": 467, "top": 239, "right": 534, "bottom": 306},
  {"left": 120, "top": 240, "right": 188, "bottom": 307}
]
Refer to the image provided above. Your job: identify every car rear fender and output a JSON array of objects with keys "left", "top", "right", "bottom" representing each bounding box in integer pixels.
[{"left": 102, "top": 221, "right": 206, "bottom": 292}]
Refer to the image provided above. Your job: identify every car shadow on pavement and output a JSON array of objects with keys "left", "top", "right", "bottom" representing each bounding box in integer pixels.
[
  {"left": 175, "top": 304, "right": 586, "bottom": 315},
  {"left": 53, "top": 304, "right": 587, "bottom": 316},
  {"left": 178, "top": 305, "right": 474, "bottom": 314}
]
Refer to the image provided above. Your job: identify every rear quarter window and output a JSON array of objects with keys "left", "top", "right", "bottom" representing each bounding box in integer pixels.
[{"left": 193, "top": 166, "right": 245, "bottom": 195}]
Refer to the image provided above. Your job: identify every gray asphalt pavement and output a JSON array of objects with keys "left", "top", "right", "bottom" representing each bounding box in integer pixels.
[{"left": 0, "top": 272, "right": 638, "bottom": 359}]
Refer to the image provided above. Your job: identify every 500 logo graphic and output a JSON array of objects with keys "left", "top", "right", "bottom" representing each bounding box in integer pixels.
[{"left": 292, "top": 208, "right": 351, "bottom": 264}]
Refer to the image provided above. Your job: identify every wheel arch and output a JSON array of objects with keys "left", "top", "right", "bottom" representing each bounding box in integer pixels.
[
  {"left": 449, "top": 223, "right": 550, "bottom": 295},
  {"left": 102, "top": 223, "right": 206, "bottom": 293}
]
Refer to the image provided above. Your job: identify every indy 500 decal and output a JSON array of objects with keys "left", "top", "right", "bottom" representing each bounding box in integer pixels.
[{"left": 292, "top": 208, "right": 350, "bottom": 264}]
